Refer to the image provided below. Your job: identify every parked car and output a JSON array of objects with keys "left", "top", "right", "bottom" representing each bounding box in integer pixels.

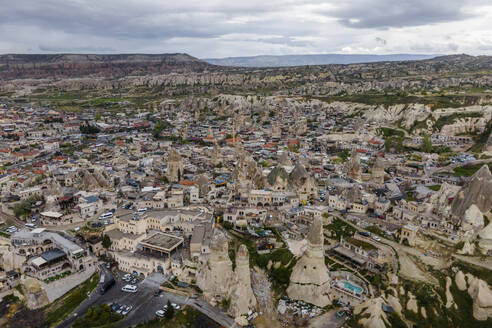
[
  {"left": 154, "top": 290, "right": 162, "bottom": 297},
  {"left": 110, "top": 303, "right": 121, "bottom": 312},
  {"left": 372, "top": 236, "right": 382, "bottom": 242},
  {"left": 121, "top": 305, "right": 132, "bottom": 315},
  {"left": 359, "top": 231, "right": 371, "bottom": 237},
  {"left": 155, "top": 310, "right": 165, "bottom": 317},
  {"left": 121, "top": 284, "right": 138, "bottom": 293}
]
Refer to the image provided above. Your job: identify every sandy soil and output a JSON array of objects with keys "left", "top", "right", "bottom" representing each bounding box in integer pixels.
[{"left": 398, "top": 252, "right": 438, "bottom": 284}]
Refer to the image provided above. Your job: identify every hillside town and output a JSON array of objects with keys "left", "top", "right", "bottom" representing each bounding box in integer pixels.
[
  {"left": 0, "top": 87, "right": 491, "bottom": 328},
  {"left": 0, "top": 52, "right": 490, "bottom": 328}
]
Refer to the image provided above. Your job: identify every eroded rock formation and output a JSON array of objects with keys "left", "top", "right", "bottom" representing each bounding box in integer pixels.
[
  {"left": 229, "top": 245, "right": 257, "bottom": 322},
  {"left": 287, "top": 217, "right": 331, "bottom": 307},
  {"left": 196, "top": 231, "right": 235, "bottom": 298}
]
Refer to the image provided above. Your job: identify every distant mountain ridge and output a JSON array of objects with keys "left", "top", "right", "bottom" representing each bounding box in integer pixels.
[
  {"left": 0, "top": 53, "right": 215, "bottom": 79},
  {"left": 203, "top": 54, "right": 438, "bottom": 67}
]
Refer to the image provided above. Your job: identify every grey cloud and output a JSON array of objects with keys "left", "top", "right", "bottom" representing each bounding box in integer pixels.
[
  {"left": 375, "top": 37, "right": 387, "bottom": 45},
  {"left": 38, "top": 45, "right": 116, "bottom": 53},
  {"left": 0, "top": 0, "right": 490, "bottom": 57},
  {"left": 327, "top": 0, "right": 475, "bottom": 29}
]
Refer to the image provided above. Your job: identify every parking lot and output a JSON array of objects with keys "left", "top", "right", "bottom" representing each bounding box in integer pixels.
[
  {"left": 59, "top": 266, "right": 235, "bottom": 328},
  {"left": 93, "top": 270, "right": 170, "bottom": 327}
]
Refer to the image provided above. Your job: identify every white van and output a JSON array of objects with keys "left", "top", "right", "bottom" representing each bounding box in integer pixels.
[
  {"left": 25, "top": 223, "right": 36, "bottom": 229},
  {"left": 121, "top": 284, "right": 138, "bottom": 293},
  {"left": 99, "top": 212, "right": 113, "bottom": 220},
  {"left": 136, "top": 208, "right": 147, "bottom": 213}
]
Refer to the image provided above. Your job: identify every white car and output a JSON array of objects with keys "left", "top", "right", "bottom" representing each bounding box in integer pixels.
[
  {"left": 121, "top": 284, "right": 138, "bottom": 293},
  {"left": 155, "top": 310, "right": 165, "bottom": 317},
  {"left": 373, "top": 236, "right": 382, "bottom": 242},
  {"left": 171, "top": 303, "right": 180, "bottom": 310},
  {"left": 121, "top": 305, "right": 132, "bottom": 315}
]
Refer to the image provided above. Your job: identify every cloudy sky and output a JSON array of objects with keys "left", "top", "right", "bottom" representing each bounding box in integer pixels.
[{"left": 1, "top": 0, "right": 491, "bottom": 58}]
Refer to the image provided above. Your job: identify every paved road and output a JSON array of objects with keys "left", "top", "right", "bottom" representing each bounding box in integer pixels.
[
  {"left": 56, "top": 265, "right": 111, "bottom": 328},
  {"left": 0, "top": 211, "right": 25, "bottom": 229}
]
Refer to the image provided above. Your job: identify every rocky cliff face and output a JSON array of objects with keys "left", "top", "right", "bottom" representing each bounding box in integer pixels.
[
  {"left": 455, "top": 271, "right": 492, "bottom": 321},
  {"left": 229, "top": 245, "right": 257, "bottom": 324},
  {"left": 2, "top": 54, "right": 492, "bottom": 98},
  {"left": 287, "top": 217, "right": 332, "bottom": 307},
  {"left": 451, "top": 165, "right": 492, "bottom": 226},
  {"left": 0, "top": 53, "right": 214, "bottom": 79},
  {"left": 196, "top": 231, "right": 235, "bottom": 298}
]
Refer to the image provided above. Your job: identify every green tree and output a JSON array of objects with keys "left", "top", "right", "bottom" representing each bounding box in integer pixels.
[
  {"left": 421, "top": 134, "right": 433, "bottom": 153},
  {"left": 102, "top": 235, "right": 111, "bottom": 249},
  {"left": 385, "top": 138, "right": 392, "bottom": 152},
  {"left": 396, "top": 137, "right": 404, "bottom": 153},
  {"left": 94, "top": 112, "right": 102, "bottom": 121},
  {"left": 164, "top": 300, "right": 175, "bottom": 319}
]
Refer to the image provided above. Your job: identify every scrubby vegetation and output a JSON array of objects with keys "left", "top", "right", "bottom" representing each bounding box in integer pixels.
[
  {"left": 43, "top": 272, "right": 99, "bottom": 327},
  {"left": 324, "top": 218, "right": 356, "bottom": 240},
  {"left": 226, "top": 228, "right": 296, "bottom": 296},
  {"left": 73, "top": 304, "right": 122, "bottom": 328},
  {"left": 453, "top": 163, "right": 492, "bottom": 177}
]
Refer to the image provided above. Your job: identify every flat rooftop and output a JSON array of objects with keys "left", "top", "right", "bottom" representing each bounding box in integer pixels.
[{"left": 140, "top": 232, "right": 183, "bottom": 252}]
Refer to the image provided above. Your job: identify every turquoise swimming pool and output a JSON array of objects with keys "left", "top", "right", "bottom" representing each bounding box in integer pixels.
[{"left": 344, "top": 281, "right": 362, "bottom": 294}]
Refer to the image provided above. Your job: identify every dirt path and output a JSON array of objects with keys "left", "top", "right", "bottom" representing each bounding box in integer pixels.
[
  {"left": 453, "top": 254, "right": 492, "bottom": 270},
  {"left": 398, "top": 252, "right": 438, "bottom": 284}
]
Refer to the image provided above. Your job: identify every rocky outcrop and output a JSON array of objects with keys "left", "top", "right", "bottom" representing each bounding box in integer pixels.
[
  {"left": 229, "top": 245, "right": 257, "bottom": 322},
  {"left": 233, "top": 151, "right": 264, "bottom": 196},
  {"left": 462, "top": 204, "right": 485, "bottom": 231},
  {"left": 345, "top": 150, "right": 362, "bottom": 182},
  {"left": 457, "top": 239, "right": 476, "bottom": 255},
  {"left": 80, "top": 169, "right": 110, "bottom": 190},
  {"left": 466, "top": 274, "right": 492, "bottom": 321},
  {"left": 429, "top": 182, "right": 460, "bottom": 216},
  {"left": 278, "top": 151, "right": 292, "bottom": 167},
  {"left": 454, "top": 271, "right": 492, "bottom": 320},
  {"left": 267, "top": 166, "right": 290, "bottom": 191},
  {"left": 451, "top": 165, "right": 492, "bottom": 226},
  {"left": 445, "top": 277, "right": 456, "bottom": 309},
  {"left": 455, "top": 270, "right": 467, "bottom": 291},
  {"left": 196, "top": 231, "right": 235, "bottom": 299},
  {"left": 287, "top": 218, "right": 331, "bottom": 307},
  {"left": 354, "top": 297, "right": 388, "bottom": 328},
  {"left": 485, "top": 132, "right": 492, "bottom": 153},
  {"left": 478, "top": 218, "right": 492, "bottom": 254}
]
